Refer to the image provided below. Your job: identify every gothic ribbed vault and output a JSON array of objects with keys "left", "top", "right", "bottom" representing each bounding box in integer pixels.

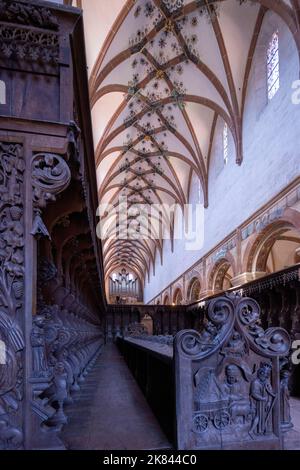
[{"left": 69, "top": 0, "right": 300, "bottom": 288}]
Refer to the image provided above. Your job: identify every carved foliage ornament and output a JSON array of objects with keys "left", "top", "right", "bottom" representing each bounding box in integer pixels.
[
  {"left": 0, "top": 25, "right": 59, "bottom": 64},
  {"left": 0, "top": 1, "right": 59, "bottom": 65},
  {"left": 178, "top": 295, "right": 290, "bottom": 359},
  {"left": 175, "top": 295, "right": 292, "bottom": 449},
  {"left": 0, "top": 141, "right": 25, "bottom": 449},
  {"left": 32, "top": 153, "right": 71, "bottom": 210},
  {"left": 162, "top": 0, "right": 184, "bottom": 13},
  {"left": 237, "top": 298, "right": 291, "bottom": 356},
  {"left": 0, "top": 1, "right": 59, "bottom": 30},
  {"left": 180, "top": 297, "right": 234, "bottom": 357}
]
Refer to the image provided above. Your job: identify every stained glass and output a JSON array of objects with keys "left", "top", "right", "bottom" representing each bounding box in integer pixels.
[
  {"left": 223, "top": 123, "right": 228, "bottom": 165},
  {"left": 267, "top": 31, "right": 280, "bottom": 100}
]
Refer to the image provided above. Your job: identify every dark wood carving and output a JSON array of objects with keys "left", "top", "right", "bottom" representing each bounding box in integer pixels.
[
  {"left": 31, "top": 152, "right": 71, "bottom": 239},
  {"left": 0, "top": 24, "right": 59, "bottom": 64},
  {"left": 31, "top": 305, "right": 102, "bottom": 432},
  {"left": 32, "top": 153, "right": 71, "bottom": 210},
  {"left": 175, "top": 295, "right": 291, "bottom": 450},
  {"left": 0, "top": 1, "right": 59, "bottom": 30},
  {"left": 0, "top": 141, "right": 25, "bottom": 449},
  {"left": 0, "top": 0, "right": 106, "bottom": 450}
]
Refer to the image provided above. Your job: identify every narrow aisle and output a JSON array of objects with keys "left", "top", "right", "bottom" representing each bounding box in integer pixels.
[{"left": 61, "top": 343, "right": 171, "bottom": 450}]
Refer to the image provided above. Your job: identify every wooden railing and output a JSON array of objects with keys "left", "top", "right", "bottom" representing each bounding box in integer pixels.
[
  {"left": 107, "top": 304, "right": 194, "bottom": 341},
  {"left": 117, "top": 336, "right": 175, "bottom": 444},
  {"left": 108, "top": 265, "right": 300, "bottom": 342}
]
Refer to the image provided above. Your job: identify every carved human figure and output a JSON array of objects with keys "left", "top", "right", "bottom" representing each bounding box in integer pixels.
[
  {"left": 222, "top": 365, "right": 244, "bottom": 402},
  {"left": 250, "top": 363, "right": 276, "bottom": 437},
  {"left": 67, "top": 121, "right": 80, "bottom": 160},
  {"left": 198, "top": 320, "right": 218, "bottom": 348},
  {"left": 222, "top": 331, "right": 246, "bottom": 357},
  {"left": 31, "top": 316, "right": 48, "bottom": 376},
  {"left": 280, "top": 369, "right": 292, "bottom": 431},
  {"left": 43, "top": 362, "right": 68, "bottom": 427},
  {"left": 222, "top": 364, "right": 252, "bottom": 425},
  {"left": 240, "top": 305, "right": 260, "bottom": 324}
]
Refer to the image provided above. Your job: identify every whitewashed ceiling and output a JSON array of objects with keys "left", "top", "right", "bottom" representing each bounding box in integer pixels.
[{"left": 67, "top": 0, "right": 299, "bottom": 283}]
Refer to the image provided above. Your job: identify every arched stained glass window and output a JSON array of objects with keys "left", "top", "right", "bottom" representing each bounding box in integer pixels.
[
  {"left": 223, "top": 123, "right": 228, "bottom": 165},
  {"left": 267, "top": 31, "right": 280, "bottom": 100}
]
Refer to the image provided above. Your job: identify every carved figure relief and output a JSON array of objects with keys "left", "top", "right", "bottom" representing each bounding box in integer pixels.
[
  {"left": 42, "top": 362, "right": 68, "bottom": 429},
  {"left": 31, "top": 316, "right": 49, "bottom": 378},
  {"left": 280, "top": 368, "right": 293, "bottom": 432},
  {"left": 175, "top": 295, "right": 291, "bottom": 450},
  {"left": 249, "top": 362, "right": 275, "bottom": 437}
]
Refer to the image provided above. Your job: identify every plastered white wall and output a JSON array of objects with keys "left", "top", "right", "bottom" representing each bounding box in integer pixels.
[{"left": 144, "top": 12, "right": 300, "bottom": 303}]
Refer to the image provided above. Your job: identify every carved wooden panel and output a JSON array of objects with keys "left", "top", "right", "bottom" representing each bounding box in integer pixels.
[
  {"left": 0, "top": 141, "right": 25, "bottom": 449},
  {"left": 175, "top": 295, "right": 291, "bottom": 450}
]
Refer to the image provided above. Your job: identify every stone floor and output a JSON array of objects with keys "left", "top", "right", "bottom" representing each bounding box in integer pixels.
[
  {"left": 61, "top": 343, "right": 171, "bottom": 450},
  {"left": 61, "top": 344, "right": 300, "bottom": 450}
]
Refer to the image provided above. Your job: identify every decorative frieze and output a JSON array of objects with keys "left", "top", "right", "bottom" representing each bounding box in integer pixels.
[
  {"left": 243, "top": 265, "right": 300, "bottom": 296},
  {"left": 0, "top": 1, "right": 59, "bottom": 68},
  {"left": 242, "top": 207, "right": 284, "bottom": 241},
  {"left": 242, "top": 185, "right": 300, "bottom": 241},
  {"left": 210, "top": 237, "right": 237, "bottom": 264},
  {"left": 0, "top": 1, "right": 59, "bottom": 30},
  {"left": 0, "top": 24, "right": 59, "bottom": 65},
  {"left": 149, "top": 182, "right": 300, "bottom": 305}
]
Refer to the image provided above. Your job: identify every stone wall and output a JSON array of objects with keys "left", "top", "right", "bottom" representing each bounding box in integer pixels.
[{"left": 144, "top": 10, "right": 300, "bottom": 303}]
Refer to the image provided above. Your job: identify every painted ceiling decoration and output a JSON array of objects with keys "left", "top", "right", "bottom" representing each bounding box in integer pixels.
[{"left": 66, "top": 0, "right": 300, "bottom": 286}]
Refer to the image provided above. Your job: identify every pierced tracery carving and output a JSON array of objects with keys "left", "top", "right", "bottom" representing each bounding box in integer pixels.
[
  {"left": 0, "top": 1, "right": 59, "bottom": 67},
  {"left": 0, "top": 25, "right": 59, "bottom": 65}
]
